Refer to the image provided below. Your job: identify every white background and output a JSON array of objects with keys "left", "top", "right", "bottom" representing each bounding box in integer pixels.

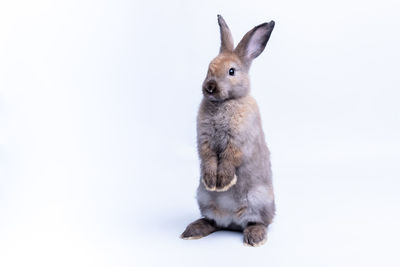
[{"left": 1, "top": 0, "right": 399, "bottom": 266}]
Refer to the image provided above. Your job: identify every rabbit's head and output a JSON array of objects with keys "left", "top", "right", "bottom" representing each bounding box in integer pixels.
[{"left": 202, "top": 15, "right": 275, "bottom": 102}]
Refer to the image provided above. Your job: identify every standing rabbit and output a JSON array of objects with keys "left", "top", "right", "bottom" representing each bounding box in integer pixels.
[{"left": 181, "top": 15, "right": 276, "bottom": 247}]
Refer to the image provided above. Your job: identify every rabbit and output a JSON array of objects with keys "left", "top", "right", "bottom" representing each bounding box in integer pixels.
[{"left": 180, "top": 15, "right": 276, "bottom": 247}]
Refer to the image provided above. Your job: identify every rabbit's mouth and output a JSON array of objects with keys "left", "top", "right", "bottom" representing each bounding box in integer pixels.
[
  {"left": 205, "top": 87, "right": 215, "bottom": 94},
  {"left": 203, "top": 92, "right": 229, "bottom": 103}
]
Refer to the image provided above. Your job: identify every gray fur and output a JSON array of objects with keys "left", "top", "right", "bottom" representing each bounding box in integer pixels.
[{"left": 196, "top": 97, "right": 275, "bottom": 229}]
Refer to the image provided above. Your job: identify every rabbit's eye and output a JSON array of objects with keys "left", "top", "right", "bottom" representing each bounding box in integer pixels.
[{"left": 229, "top": 68, "right": 235, "bottom": 76}]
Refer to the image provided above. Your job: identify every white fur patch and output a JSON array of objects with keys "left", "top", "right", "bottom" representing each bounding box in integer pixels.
[
  {"left": 201, "top": 178, "right": 216, "bottom": 191},
  {"left": 215, "top": 174, "right": 237, "bottom": 192},
  {"left": 244, "top": 237, "right": 267, "bottom": 247},
  {"left": 180, "top": 234, "right": 204, "bottom": 240}
]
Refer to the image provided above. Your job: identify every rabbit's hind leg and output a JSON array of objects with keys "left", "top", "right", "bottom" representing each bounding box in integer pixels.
[
  {"left": 243, "top": 222, "right": 267, "bottom": 247},
  {"left": 180, "top": 218, "right": 219, "bottom": 240}
]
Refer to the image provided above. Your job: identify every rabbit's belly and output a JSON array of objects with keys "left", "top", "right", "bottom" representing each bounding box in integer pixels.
[
  {"left": 197, "top": 188, "right": 265, "bottom": 229},
  {"left": 206, "top": 193, "right": 242, "bottom": 228},
  {"left": 197, "top": 183, "right": 274, "bottom": 229}
]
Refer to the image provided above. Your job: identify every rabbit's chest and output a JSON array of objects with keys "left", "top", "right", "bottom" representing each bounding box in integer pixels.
[{"left": 207, "top": 112, "right": 233, "bottom": 152}]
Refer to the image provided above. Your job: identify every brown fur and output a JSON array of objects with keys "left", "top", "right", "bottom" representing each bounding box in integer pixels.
[
  {"left": 180, "top": 218, "right": 219, "bottom": 240},
  {"left": 230, "top": 96, "right": 258, "bottom": 130},
  {"left": 198, "top": 139, "right": 218, "bottom": 190},
  {"left": 220, "top": 142, "right": 242, "bottom": 167},
  {"left": 236, "top": 206, "right": 247, "bottom": 217},
  {"left": 208, "top": 54, "right": 241, "bottom": 77}
]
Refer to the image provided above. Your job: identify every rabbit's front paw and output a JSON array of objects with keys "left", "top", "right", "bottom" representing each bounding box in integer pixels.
[
  {"left": 215, "top": 164, "right": 237, "bottom": 192},
  {"left": 202, "top": 170, "right": 217, "bottom": 191}
]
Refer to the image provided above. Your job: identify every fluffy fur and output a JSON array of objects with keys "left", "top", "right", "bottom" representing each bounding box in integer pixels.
[{"left": 181, "top": 15, "right": 276, "bottom": 247}]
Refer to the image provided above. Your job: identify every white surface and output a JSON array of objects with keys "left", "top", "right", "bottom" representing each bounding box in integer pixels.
[{"left": 1, "top": 0, "right": 399, "bottom": 266}]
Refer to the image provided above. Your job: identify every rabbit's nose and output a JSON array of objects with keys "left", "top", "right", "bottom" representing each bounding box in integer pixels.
[{"left": 205, "top": 80, "right": 217, "bottom": 94}]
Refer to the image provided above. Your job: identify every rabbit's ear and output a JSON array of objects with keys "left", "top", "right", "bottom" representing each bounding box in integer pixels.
[
  {"left": 217, "top": 15, "right": 234, "bottom": 53},
  {"left": 235, "top": 21, "right": 275, "bottom": 64}
]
